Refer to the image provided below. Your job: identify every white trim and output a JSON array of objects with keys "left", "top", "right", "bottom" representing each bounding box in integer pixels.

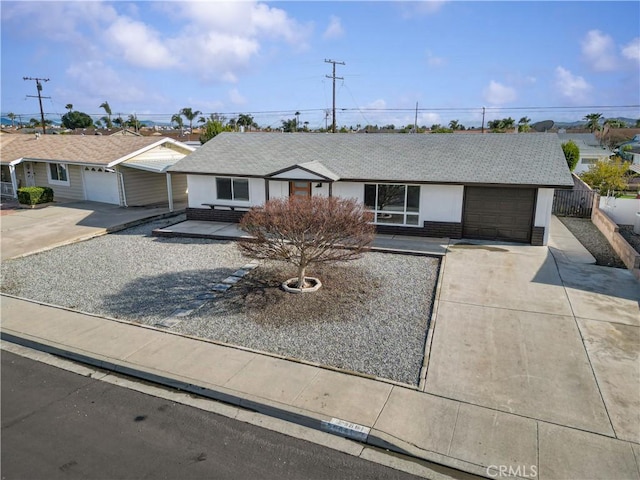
[
  {"left": 46, "top": 162, "right": 71, "bottom": 186},
  {"left": 106, "top": 138, "right": 196, "bottom": 168},
  {"left": 216, "top": 176, "right": 250, "bottom": 202},
  {"left": 364, "top": 183, "right": 421, "bottom": 227}
]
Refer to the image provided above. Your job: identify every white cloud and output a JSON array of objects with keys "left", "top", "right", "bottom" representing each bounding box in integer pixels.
[
  {"left": 5, "top": 1, "right": 312, "bottom": 85},
  {"left": 104, "top": 17, "right": 178, "bottom": 69},
  {"left": 323, "top": 15, "right": 344, "bottom": 40},
  {"left": 399, "top": 1, "right": 448, "bottom": 18},
  {"left": 483, "top": 81, "right": 517, "bottom": 105},
  {"left": 64, "top": 61, "right": 153, "bottom": 107},
  {"left": 228, "top": 88, "right": 247, "bottom": 105},
  {"left": 621, "top": 37, "right": 640, "bottom": 63},
  {"left": 419, "top": 112, "right": 441, "bottom": 126},
  {"left": 581, "top": 30, "right": 617, "bottom": 72},
  {"left": 554, "top": 66, "right": 592, "bottom": 103}
]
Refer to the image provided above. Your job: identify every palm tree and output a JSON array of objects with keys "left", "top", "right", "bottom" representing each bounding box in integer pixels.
[
  {"left": 99, "top": 101, "right": 112, "bottom": 128},
  {"left": 65, "top": 104, "right": 73, "bottom": 113},
  {"left": 127, "top": 114, "right": 141, "bottom": 132},
  {"left": 294, "top": 111, "right": 301, "bottom": 131},
  {"left": 171, "top": 113, "right": 184, "bottom": 131},
  {"left": 237, "top": 113, "right": 255, "bottom": 132},
  {"left": 584, "top": 113, "right": 603, "bottom": 132},
  {"left": 518, "top": 117, "right": 531, "bottom": 133},
  {"left": 113, "top": 116, "right": 123, "bottom": 128},
  {"left": 449, "top": 120, "right": 465, "bottom": 131},
  {"left": 7, "top": 112, "right": 16, "bottom": 127},
  {"left": 180, "top": 107, "right": 201, "bottom": 139}
]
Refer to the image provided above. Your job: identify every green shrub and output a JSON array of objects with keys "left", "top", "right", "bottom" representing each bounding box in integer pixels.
[
  {"left": 562, "top": 140, "right": 580, "bottom": 172},
  {"left": 17, "top": 186, "right": 54, "bottom": 205}
]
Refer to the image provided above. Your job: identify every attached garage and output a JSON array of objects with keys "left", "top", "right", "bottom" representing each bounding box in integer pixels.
[
  {"left": 463, "top": 186, "right": 536, "bottom": 243},
  {"left": 82, "top": 166, "right": 120, "bottom": 205}
]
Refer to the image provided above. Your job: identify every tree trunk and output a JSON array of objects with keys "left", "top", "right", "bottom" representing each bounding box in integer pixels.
[{"left": 296, "top": 264, "right": 307, "bottom": 289}]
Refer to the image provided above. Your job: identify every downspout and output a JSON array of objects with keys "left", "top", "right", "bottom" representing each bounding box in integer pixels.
[
  {"left": 166, "top": 172, "right": 174, "bottom": 212},
  {"left": 9, "top": 160, "right": 19, "bottom": 198},
  {"left": 117, "top": 167, "right": 128, "bottom": 207}
]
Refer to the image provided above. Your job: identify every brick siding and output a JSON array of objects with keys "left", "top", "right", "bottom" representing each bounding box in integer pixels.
[{"left": 531, "top": 226, "right": 545, "bottom": 246}]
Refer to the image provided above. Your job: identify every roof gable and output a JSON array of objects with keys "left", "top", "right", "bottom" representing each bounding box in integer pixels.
[{"left": 267, "top": 161, "right": 340, "bottom": 181}]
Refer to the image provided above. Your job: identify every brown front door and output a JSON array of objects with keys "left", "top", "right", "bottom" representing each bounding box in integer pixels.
[{"left": 289, "top": 181, "right": 312, "bottom": 197}]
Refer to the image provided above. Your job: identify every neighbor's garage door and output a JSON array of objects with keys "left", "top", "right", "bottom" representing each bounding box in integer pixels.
[
  {"left": 463, "top": 187, "right": 535, "bottom": 243},
  {"left": 83, "top": 167, "right": 120, "bottom": 205}
]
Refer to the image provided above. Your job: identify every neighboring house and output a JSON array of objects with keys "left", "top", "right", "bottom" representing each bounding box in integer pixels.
[
  {"left": 168, "top": 132, "right": 574, "bottom": 246},
  {"left": 557, "top": 133, "right": 613, "bottom": 175},
  {"left": 0, "top": 134, "right": 194, "bottom": 210},
  {"left": 618, "top": 134, "right": 640, "bottom": 164},
  {"left": 109, "top": 128, "right": 142, "bottom": 136}
]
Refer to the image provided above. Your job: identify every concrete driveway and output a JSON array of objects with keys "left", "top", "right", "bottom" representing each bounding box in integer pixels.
[
  {"left": 425, "top": 220, "right": 640, "bottom": 449},
  {"left": 0, "top": 199, "right": 183, "bottom": 261}
]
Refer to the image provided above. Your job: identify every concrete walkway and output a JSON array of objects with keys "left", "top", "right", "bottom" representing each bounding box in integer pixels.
[
  {"left": 153, "top": 219, "right": 450, "bottom": 255},
  {"left": 2, "top": 216, "right": 639, "bottom": 479}
]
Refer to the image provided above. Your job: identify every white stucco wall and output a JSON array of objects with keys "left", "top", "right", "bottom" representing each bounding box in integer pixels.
[
  {"left": 420, "top": 185, "right": 464, "bottom": 222},
  {"left": 332, "top": 182, "right": 364, "bottom": 202},
  {"left": 186, "top": 175, "right": 212, "bottom": 208},
  {"left": 187, "top": 175, "right": 265, "bottom": 208},
  {"left": 534, "top": 188, "right": 554, "bottom": 245}
]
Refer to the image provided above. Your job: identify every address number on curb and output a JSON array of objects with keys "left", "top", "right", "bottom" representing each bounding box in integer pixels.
[{"left": 321, "top": 418, "right": 370, "bottom": 442}]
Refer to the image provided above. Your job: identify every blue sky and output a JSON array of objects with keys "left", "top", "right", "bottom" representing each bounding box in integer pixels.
[{"left": 2, "top": 1, "right": 639, "bottom": 129}]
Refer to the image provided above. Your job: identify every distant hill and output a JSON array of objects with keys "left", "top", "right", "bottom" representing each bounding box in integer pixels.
[{"left": 554, "top": 117, "right": 638, "bottom": 128}]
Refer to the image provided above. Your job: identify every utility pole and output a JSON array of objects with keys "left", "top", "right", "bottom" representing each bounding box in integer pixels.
[
  {"left": 23, "top": 77, "right": 50, "bottom": 134},
  {"left": 414, "top": 102, "right": 419, "bottom": 133},
  {"left": 481, "top": 106, "right": 486, "bottom": 134},
  {"left": 324, "top": 59, "right": 344, "bottom": 133}
]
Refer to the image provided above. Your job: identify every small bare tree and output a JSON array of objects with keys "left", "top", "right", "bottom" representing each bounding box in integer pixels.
[{"left": 239, "top": 196, "right": 375, "bottom": 290}]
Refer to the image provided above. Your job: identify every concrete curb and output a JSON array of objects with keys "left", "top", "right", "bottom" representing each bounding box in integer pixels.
[{"left": 1, "top": 330, "right": 486, "bottom": 479}]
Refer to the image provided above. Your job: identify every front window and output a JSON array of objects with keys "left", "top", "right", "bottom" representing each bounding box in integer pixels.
[
  {"left": 364, "top": 183, "right": 420, "bottom": 225},
  {"left": 216, "top": 177, "right": 249, "bottom": 201},
  {"left": 47, "top": 163, "right": 69, "bottom": 186}
]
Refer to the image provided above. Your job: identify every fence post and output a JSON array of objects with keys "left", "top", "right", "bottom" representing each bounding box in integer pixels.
[{"left": 591, "top": 192, "right": 601, "bottom": 220}]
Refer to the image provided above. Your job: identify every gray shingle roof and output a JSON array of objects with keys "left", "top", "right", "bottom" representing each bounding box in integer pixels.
[{"left": 169, "top": 132, "right": 574, "bottom": 187}]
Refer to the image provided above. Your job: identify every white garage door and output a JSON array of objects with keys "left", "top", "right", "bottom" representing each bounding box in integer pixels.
[{"left": 83, "top": 167, "right": 120, "bottom": 205}]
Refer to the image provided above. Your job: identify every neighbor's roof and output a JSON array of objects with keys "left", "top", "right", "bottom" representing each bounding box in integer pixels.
[
  {"left": 0, "top": 134, "right": 186, "bottom": 166},
  {"left": 557, "top": 133, "right": 613, "bottom": 158},
  {"left": 169, "top": 132, "right": 574, "bottom": 187}
]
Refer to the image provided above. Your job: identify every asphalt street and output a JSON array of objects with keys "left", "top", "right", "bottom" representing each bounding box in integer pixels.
[{"left": 1, "top": 350, "right": 424, "bottom": 480}]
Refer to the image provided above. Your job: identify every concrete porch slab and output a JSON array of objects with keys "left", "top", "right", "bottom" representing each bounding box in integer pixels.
[{"left": 425, "top": 301, "right": 613, "bottom": 436}]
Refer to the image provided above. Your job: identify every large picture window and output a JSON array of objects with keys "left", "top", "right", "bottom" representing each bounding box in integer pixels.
[
  {"left": 364, "top": 183, "right": 420, "bottom": 225},
  {"left": 47, "top": 163, "right": 69, "bottom": 186},
  {"left": 216, "top": 177, "right": 249, "bottom": 201}
]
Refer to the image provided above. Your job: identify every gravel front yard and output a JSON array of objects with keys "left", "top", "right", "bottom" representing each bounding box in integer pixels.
[
  {"left": 1, "top": 217, "right": 440, "bottom": 386},
  {"left": 558, "top": 217, "right": 627, "bottom": 268}
]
